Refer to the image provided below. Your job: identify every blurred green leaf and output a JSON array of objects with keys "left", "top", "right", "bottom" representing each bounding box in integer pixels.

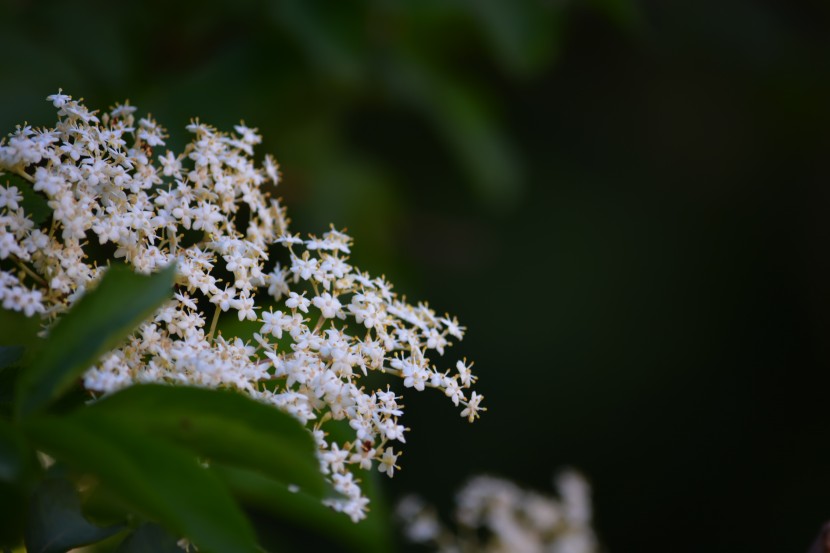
[
  {"left": 116, "top": 523, "right": 182, "bottom": 553},
  {"left": 386, "top": 57, "right": 522, "bottom": 206},
  {"left": 0, "top": 481, "right": 25, "bottom": 549},
  {"left": 0, "top": 347, "right": 25, "bottom": 417},
  {"left": 24, "top": 474, "right": 123, "bottom": 553},
  {"left": 0, "top": 363, "right": 21, "bottom": 420},
  {"left": 75, "top": 484, "right": 133, "bottom": 534},
  {"left": 215, "top": 316, "right": 261, "bottom": 344},
  {"left": 270, "top": 0, "right": 364, "bottom": 85},
  {"left": 16, "top": 264, "right": 176, "bottom": 418},
  {"left": 0, "top": 307, "right": 42, "bottom": 351},
  {"left": 81, "top": 384, "right": 327, "bottom": 498},
  {"left": 432, "top": 80, "right": 521, "bottom": 206},
  {"left": 25, "top": 415, "right": 259, "bottom": 553},
  {"left": 0, "top": 420, "right": 36, "bottom": 548},
  {"left": 0, "top": 418, "right": 31, "bottom": 483},
  {"left": 462, "top": 0, "right": 562, "bottom": 75},
  {"left": 0, "top": 346, "right": 23, "bottom": 370},
  {"left": 214, "top": 465, "right": 388, "bottom": 553}
]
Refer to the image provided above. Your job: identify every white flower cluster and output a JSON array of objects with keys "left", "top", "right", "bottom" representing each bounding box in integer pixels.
[
  {"left": 0, "top": 91, "right": 483, "bottom": 521},
  {"left": 397, "top": 471, "right": 599, "bottom": 553}
]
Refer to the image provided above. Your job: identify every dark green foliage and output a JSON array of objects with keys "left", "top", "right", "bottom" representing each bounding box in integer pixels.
[
  {"left": 0, "top": 418, "right": 31, "bottom": 484},
  {"left": 0, "top": 306, "right": 43, "bottom": 353},
  {"left": 216, "top": 465, "right": 390, "bottom": 553},
  {"left": 0, "top": 263, "right": 346, "bottom": 553},
  {"left": 0, "top": 419, "right": 35, "bottom": 546},
  {"left": 0, "top": 346, "right": 23, "bottom": 369},
  {"left": 25, "top": 416, "right": 260, "bottom": 553},
  {"left": 16, "top": 264, "right": 177, "bottom": 417},
  {"left": 115, "top": 523, "right": 182, "bottom": 553},
  {"left": 79, "top": 385, "right": 326, "bottom": 498},
  {"left": 24, "top": 471, "right": 123, "bottom": 553}
]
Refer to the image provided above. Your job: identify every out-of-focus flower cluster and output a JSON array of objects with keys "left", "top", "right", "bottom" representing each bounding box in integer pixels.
[
  {"left": 397, "top": 471, "right": 599, "bottom": 553},
  {"left": 0, "top": 91, "right": 483, "bottom": 521}
]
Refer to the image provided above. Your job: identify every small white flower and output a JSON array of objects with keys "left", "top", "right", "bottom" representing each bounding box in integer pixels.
[
  {"left": 456, "top": 359, "right": 474, "bottom": 387},
  {"left": 209, "top": 286, "right": 236, "bottom": 312},
  {"left": 460, "top": 392, "right": 485, "bottom": 423},
  {"left": 46, "top": 90, "right": 70, "bottom": 108},
  {"left": 378, "top": 447, "right": 400, "bottom": 477},
  {"left": 312, "top": 292, "right": 342, "bottom": 319},
  {"left": 158, "top": 151, "right": 182, "bottom": 177},
  {"left": 285, "top": 291, "right": 310, "bottom": 313}
]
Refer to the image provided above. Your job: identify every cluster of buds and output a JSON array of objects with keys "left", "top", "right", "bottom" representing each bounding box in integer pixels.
[{"left": 0, "top": 92, "right": 483, "bottom": 520}]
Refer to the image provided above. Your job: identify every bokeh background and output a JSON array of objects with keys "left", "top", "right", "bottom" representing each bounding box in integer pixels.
[{"left": 3, "top": 0, "right": 830, "bottom": 551}]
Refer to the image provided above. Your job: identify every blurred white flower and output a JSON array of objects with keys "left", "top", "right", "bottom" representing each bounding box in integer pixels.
[{"left": 397, "top": 470, "right": 600, "bottom": 553}]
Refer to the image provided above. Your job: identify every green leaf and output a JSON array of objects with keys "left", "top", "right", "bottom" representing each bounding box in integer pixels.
[
  {"left": 0, "top": 421, "right": 34, "bottom": 547},
  {"left": 80, "top": 384, "right": 327, "bottom": 498},
  {"left": 16, "top": 263, "right": 176, "bottom": 418},
  {"left": 24, "top": 473, "right": 123, "bottom": 553},
  {"left": 432, "top": 81, "right": 521, "bottom": 207},
  {"left": 0, "top": 418, "right": 32, "bottom": 483},
  {"left": 386, "top": 58, "right": 522, "bottom": 207},
  {"left": 214, "top": 465, "right": 388, "bottom": 553},
  {"left": 0, "top": 481, "right": 26, "bottom": 548},
  {"left": 462, "top": 0, "right": 562, "bottom": 75},
  {"left": 25, "top": 415, "right": 259, "bottom": 553},
  {"left": 116, "top": 523, "right": 182, "bottom": 553},
  {"left": 0, "top": 347, "right": 26, "bottom": 418},
  {"left": 0, "top": 346, "right": 23, "bottom": 370},
  {"left": 0, "top": 307, "right": 42, "bottom": 351},
  {"left": 270, "top": 0, "right": 365, "bottom": 85}
]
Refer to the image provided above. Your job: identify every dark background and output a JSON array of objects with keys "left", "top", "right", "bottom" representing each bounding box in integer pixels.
[{"left": 2, "top": 0, "right": 830, "bottom": 551}]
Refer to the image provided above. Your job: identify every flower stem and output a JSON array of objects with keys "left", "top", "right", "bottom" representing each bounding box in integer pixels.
[
  {"left": 12, "top": 168, "right": 34, "bottom": 183},
  {"left": 14, "top": 257, "right": 47, "bottom": 286},
  {"left": 207, "top": 306, "right": 221, "bottom": 341}
]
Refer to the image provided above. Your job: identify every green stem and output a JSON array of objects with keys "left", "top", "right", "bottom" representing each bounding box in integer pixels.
[
  {"left": 14, "top": 257, "right": 47, "bottom": 286},
  {"left": 207, "top": 305, "right": 221, "bottom": 342},
  {"left": 13, "top": 168, "right": 34, "bottom": 183}
]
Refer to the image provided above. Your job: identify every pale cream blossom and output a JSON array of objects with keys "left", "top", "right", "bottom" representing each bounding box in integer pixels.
[
  {"left": 0, "top": 91, "right": 483, "bottom": 521},
  {"left": 398, "top": 471, "right": 600, "bottom": 553}
]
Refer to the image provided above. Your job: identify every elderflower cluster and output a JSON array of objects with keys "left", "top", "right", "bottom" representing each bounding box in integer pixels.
[
  {"left": 397, "top": 471, "right": 599, "bottom": 553},
  {"left": 0, "top": 91, "right": 483, "bottom": 521}
]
